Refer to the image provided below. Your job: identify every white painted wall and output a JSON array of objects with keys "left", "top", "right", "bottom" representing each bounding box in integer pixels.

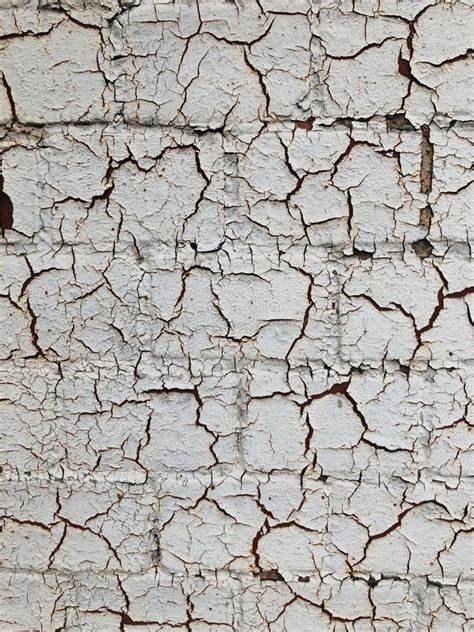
[{"left": 0, "top": 1, "right": 472, "bottom": 630}]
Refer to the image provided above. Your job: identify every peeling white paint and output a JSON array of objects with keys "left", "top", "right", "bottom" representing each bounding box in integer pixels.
[{"left": 0, "top": 0, "right": 473, "bottom": 630}]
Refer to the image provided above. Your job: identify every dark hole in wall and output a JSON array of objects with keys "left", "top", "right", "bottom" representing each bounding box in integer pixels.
[
  {"left": 386, "top": 113, "right": 415, "bottom": 131},
  {"left": 412, "top": 238, "right": 433, "bottom": 258},
  {"left": 0, "top": 168, "right": 14, "bottom": 233}
]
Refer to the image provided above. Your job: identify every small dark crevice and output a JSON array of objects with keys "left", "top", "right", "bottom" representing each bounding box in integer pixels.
[
  {"left": 419, "top": 205, "right": 433, "bottom": 229},
  {"left": 0, "top": 167, "right": 14, "bottom": 234},
  {"left": 150, "top": 526, "right": 161, "bottom": 566},
  {"left": 397, "top": 52, "right": 413, "bottom": 81},
  {"left": 347, "top": 188, "right": 354, "bottom": 237},
  {"left": 386, "top": 113, "right": 415, "bottom": 131},
  {"left": 1, "top": 73, "right": 16, "bottom": 123},
  {"left": 412, "top": 238, "right": 433, "bottom": 258},
  {"left": 352, "top": 246, "right": 373, "bottom": 260},
  {"left": 420, "top": 124, "right": 434, "bottom": 194},
  {"left": 258, "top": 569, "right": 284, "bottom": 581}
]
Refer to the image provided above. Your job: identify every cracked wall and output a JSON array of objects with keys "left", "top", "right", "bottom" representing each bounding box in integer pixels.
[{"left": 0, "top": 0, "right": 473, "bottom": 630}]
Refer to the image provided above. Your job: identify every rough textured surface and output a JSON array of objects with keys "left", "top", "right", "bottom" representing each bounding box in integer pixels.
[{"left": 0, "top": 0, "right": 473, "bottom": 630}]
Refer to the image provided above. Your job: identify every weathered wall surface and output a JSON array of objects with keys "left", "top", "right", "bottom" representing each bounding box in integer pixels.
[{"left": 0, "top": 0, "right": 473, "bottom": 630}]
